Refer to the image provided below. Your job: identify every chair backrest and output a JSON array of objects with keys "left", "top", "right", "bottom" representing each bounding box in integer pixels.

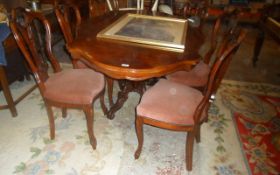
[
  {"left": 203, "top": 16, "right": 221, "bottom": 64},
  {"left": 193, "top": 28, "right": 246, "bottom": 125},
  {"left": 203, "top": 10, "right": 241, "bottom": 65},
  {"left": 183, "top": 0, "right": 208, "bottom": 18},
  {"left": 180, "top": 0, "right": 208, "bottom": 27},
  {"left": 54, "top": 2, "right": 81, "bottom": 44},
  {"left": 106, "top": 0, "right": 144, "bottom": 11},
  {"left": 10, "top": 8, "right": 61, "bottom": 93}
]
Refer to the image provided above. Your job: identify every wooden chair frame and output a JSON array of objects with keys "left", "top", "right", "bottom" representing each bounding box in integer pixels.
[
  {"left": 10, "top": 8, "right": 107, "bottom": 149},
  {"left": 134, "top": 28, "right": 247, "bottom": 171},
  {"left": 55, "top": 3, "right": 115, "bottom": 108}
]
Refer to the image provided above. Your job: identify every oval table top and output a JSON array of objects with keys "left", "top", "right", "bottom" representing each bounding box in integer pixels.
[{"left": 67, "top": 11, "right": 205, "bottom": 81}]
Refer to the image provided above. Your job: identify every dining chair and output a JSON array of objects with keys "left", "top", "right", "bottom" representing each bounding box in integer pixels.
[
  {"left": 134, "top": 28, "right": 246, "bottom": 171},
  {"left": 55, "top": 3, "right": 115, "bottom": 107},
  {"left": 182, "top": 0, "right": 208, "bottom": 19},
  {"left": 106, "top": 0, "right": 144, "bottom": 11},
  {"left": 54, "top": 2, "right": 81, "bottom": 45},
  {"left": 10, "top": 8, "right": 107, "bottom": 150},
  {"left": 166, "top": 10, "right": 240, "bottom": 92},
  {"left": 166, "top": 16, "right": 221, "bottom": 91}
]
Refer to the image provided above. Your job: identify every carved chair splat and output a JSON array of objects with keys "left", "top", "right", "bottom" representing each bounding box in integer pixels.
[{"left": 10, "top": 8, "right": 107, "bottom": 150}]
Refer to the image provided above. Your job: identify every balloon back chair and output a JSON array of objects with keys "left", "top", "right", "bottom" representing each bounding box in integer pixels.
[
  {"left": 166, "top": 16, "right": 221, "bottom": 91},
  {"left": 55, "top": 3, "right": 115, "bottom": 107},
  {"left": 10, "top": 8, "right": 107, "bottom": 150},
  {"left": 54, "top": 2, "right": 81, "bottom": 45},
  {"left": 134, "top": 28, "right": 246, "bottom": 171},
  {"left": 183, "top": 0, "right": 208, "bottom": 20},
  {"left": 166, "top": 11, "right": 239, "bottom": 94}
]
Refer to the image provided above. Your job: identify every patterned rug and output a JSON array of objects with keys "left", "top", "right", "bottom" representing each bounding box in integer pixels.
[
  {"left": 221, "top": 82, "right": 280, "bottom": 175},
  {"left": 1, "top": 68, "right": 279, "bottom": 175}
]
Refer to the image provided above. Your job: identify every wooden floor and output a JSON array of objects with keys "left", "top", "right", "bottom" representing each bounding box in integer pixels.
[{"left": 224, "top": 25, "right": 280, "bottom": 85}]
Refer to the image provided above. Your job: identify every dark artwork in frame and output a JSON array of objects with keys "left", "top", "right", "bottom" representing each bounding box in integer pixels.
[{"left": 115, "top": 18, "right": 176, "bottom": 42}]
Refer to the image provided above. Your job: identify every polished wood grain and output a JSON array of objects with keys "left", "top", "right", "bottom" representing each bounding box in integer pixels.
[
  {"left": 67, "top": 11, "right": 204, "bottom": 81},
  {"left": 67, "top": 11, "right": 204, "bottom": 119}
]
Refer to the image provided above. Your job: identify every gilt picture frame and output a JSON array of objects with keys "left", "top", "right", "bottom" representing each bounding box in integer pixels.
[{"left": 97, "top": 13, "right": 188, "bottom": 52}]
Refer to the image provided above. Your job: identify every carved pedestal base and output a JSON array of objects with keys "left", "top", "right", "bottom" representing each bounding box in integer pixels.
[{"left": 106, "top": 80, "right": 146, "bottom": 120}]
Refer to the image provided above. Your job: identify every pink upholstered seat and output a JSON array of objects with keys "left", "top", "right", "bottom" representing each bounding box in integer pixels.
[
  {"left": 134, "top": 23, "right": 246, "bottom": 172},
  {"left": 166, "top": 16, "right": 222, "bottom": 88},
  {"left": 166, "top": 61, "right": 210, "bottom": 87},
  {"left": 10, "top": 9, "right": 108, "bottom": 150},
  {"left": 75, "top": 61, "right": 89, "bottom": 69},
  {"left": 137, "top": 79, "right": 206, "bottom": 126},
  {"left": 55, "top": 4, "right": 115, "bottom": 107},
  {"left": 44, "top": 69, "right": 104, "bottom": 104}
]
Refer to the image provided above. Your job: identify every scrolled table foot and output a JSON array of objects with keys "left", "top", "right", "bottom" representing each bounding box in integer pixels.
[{"left": 106, "top": 80, "right": 147, "bottom": 119}]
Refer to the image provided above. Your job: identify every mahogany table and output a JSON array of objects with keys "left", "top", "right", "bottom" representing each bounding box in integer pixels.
[{"left": 67, "top": 11, "right": 204, "bottom": 119}]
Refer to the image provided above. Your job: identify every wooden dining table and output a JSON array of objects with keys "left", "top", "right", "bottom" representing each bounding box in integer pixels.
[{"left": 67, "top": 10, "right": 205, "bottom": 119}]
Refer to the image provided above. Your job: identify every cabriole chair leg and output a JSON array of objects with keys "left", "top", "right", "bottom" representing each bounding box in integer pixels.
[
  {"left": 186, "top": 131, "right": 195, "bottom": 171},
  {"left": 84, "top": 106, "right": 97, "bottom": 150},
  {"left": 195, "top": 125, "right": 201, "bottom": 143},
  {"left": 100, "top": 90, "right": 108, "bottom": 115},
  {"left": 45, "top": 103, "right": 55, "bottom": 140},
  {"left": 134, "top": 116, "right": 144, "bottom": 159}
]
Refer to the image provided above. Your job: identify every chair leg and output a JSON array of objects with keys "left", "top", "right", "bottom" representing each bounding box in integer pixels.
[
  {"left": 45, "top": 103, "right": 55, "bottom": 139},
  {"left": 186, "top": 131, "right": 195, "bottom": 171},
  {"left": 100, "top": 90, "right": 108, "bottom": 115},
  {"left": 62, "top": 108, "right": 67, "bottom": 118},
  {"left": 0, "top": 66, "right": 17, "bottom": 117},
  {"left": 84, "top": 106, "right": 97, "bottom": 150},
  {"left": 106, "top": 77, "right": 114, "bottom": 107},
  {"left": 134, "top": 116, "right": 144, "bottom": 159},
  {"left": 195, "top": 125, "right": 201, "bottom": 143}
]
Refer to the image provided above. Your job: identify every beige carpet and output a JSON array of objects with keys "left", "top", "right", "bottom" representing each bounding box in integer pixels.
[{"left": 1, "top": 65, "right": 280, "bottom": 174}]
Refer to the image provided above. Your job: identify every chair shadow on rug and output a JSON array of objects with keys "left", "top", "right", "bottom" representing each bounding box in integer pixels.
[
  {"left": 10, "top": 8, "right": 107, "bottom": 150},
  {"left": 134, "top": 27, "right": 247, "bottom": 171}
]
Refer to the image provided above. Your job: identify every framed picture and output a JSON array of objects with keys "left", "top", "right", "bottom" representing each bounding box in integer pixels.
[{"left": 97, "top": 13, "right": 188, "bottom": 52}]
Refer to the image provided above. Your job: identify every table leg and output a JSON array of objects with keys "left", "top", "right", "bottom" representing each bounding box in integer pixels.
[
  {"left": 252, "top": 28, "right": 265, "bottom": 67},
  {"left": 106, "top": 80, "right": 145, "bottom": 120},
  {"left": 106, "top": 76, "right": 114, "bottom": 107}
]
